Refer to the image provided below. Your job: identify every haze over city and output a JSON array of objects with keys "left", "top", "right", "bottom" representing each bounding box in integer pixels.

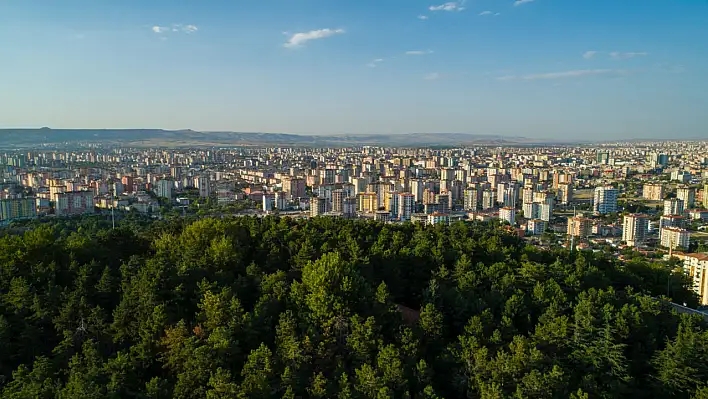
[{"left": 1, "top": 0, "right": 707, "bottom": 140}]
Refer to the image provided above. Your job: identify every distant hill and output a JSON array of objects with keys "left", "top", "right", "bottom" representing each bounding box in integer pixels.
[{"left": 0, "top": 128, "right": 573, "bottom": 148}]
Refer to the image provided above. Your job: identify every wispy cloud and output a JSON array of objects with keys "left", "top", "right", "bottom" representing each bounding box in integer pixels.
[
  {"left": 479, "top": 11, "right": 500, "bottom": 16},
  {"left": 283, "top": 28, "right": 345, "bottom": 48},
  {"left": 367, "top": 58, "right": 384, "bottom": 68},
  {"left": 429, "top": 1, "right": 465, "bottom": 12},
  {"left": 583, "top": 50, "right": 598, "bottom": 59},
  {"left": 406, "top": 50, "right": 433, "bottom": 55},
  {"left": 152, "top": 24, "right": 198, "bottom": 34},
  {"left": 513, "top": 0, "right": 534, "bottom": 6},
  {"left": 610, "top": 51, "right": 648, "bottom": 59},
  {"left": 418, "top": 15, "right": 429, "bottom": 20},
  {"left": 424, "top": 72, "right": 441, "bottom": 80},
  {"left": 497, "top": 69, "right": 629, "bottom": 81}
]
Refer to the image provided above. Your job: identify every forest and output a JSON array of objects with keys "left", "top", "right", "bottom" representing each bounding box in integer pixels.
[{"left": 1, "top": 215, "right": 708, "bottom": 398}]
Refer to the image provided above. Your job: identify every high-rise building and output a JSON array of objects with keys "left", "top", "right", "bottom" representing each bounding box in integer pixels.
[
  {"left": 440, "top": 168, "right": 455, "bottom": 181},
  {"left": 332, "top": 189, "right": 346, "bottom": 213},
  {"left": 121, "top": 176, "right": 134, "bottom": 193},
  {"left": 320, "top": 169, "right": 336, "bottom": 185},
  {"left": 622, "top": 214, "right": 649, "bottom": 247},
  {"left": 0, "top": 198, "right": 36, "bottom": 224},
  {"left": 593, "top": 186, "right": 618, "bottom": 214},
  {"left": 282, "top": 177, "right": 306, "bottom": 200},
  {"left": 55, "top": 191, "right": 95, "bottom": 217},
  {"left": 539, "top": 202, "right": 554, "bottom": 222},
  {"left": 648, "top": 153, "right": 669, "bottom": 168},
  {"left": 194, "top": 176, "right": 211, "bottom": 198},
  {"left": 262, "top": 193, "right": 276, "bottom": 212},
  {"left": 526, "top": 219, "right": 547, "bottom": 235},
  {"left": 482, "top": 190, "right": 495, "bottom": 210},
  {"left": 677, "top": 186, "right": 696, "bottom": 209},
  {"left": 674, "top": 253, "right": 708, "bottom": 305},
  {"left": 502, "top": 186, "right": 518, "bottom": 208},
  {"left": 567, "top": 216, "right": 592, "bottom": 238},
  {"left": 499, "top": 207, "right": 516, "bottom": 226},
  {"left": 357, "top": 192, "right": 377, "bottom": 214},
  {"left": 310, "top": 196, "right": 328, "bottom": 217},
  {"left": 672, "top": 171, "right": 691, "bottom": 183},
  {"left": 409, "top": 179, "right": 424, "bottom": 203},
  {"left": 523, "top": 202, "right": 540, "bottom": 219},
  {"left": 385, "top": 191, "right": 401, "bottom": 216},
  {"left": 659, "top": 215, "right": 684, "bottom": 229},
  {"left": 552, "top": 172, "right": 572, "bottom": 189},
  {"left": 343, "top": 197, "right": 357, "bottom": 219},
  {"left": 557, "top": 183, "right": 573, "bottom": 205},
  {"left": 155, "top": 179, "right": 173, "bottom": 199},
  {"left": 596, "top": 152, "right": 610, "bottom": 165},
  {"left": 435, "top": 193, "right": 450, "bottom": 214},
  {"left": 660, "top": 227, "right": 690, "bottom": 250},
  {"left": 642, "top": 184, "right": 665, "bottom": 201},
  {"left": 463, "top": 187, "right": 482, "bottom": 211},
  {"left": 664, "top": 198, "right": 685, "bottom": 216},
  {"left": 398, "top": 193, "right": 415, "bottom": 221},
  {"left": 427, "top": 212, "right": 449, "bottom": 225}
]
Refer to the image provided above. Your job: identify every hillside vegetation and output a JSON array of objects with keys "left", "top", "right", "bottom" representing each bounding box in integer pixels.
[{"left": 1, "top": 216, "right": 707, "bottom": 398}]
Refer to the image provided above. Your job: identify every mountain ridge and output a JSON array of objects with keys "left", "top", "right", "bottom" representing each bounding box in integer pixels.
[{"left": 0, "top": 128, "right": 583, "bottom": 148}]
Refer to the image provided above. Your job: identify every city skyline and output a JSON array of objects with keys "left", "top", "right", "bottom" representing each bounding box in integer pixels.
[{"left": 1, "top": 0, "right": 707, "bottom": 140}]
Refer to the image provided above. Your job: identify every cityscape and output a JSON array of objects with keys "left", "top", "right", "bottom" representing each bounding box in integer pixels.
[
  {"left": 2, "top": 140, "right": 708, "bottom": 304},
  {"left": 3, "top": 0, "right": 708, "bottom": 397}
]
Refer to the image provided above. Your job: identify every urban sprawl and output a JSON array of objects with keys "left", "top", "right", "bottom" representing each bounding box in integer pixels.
[{"left": 1, "top": 142, "right": 708, "bottom": 304}]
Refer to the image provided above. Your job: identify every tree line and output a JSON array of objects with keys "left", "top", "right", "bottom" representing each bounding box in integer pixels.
[{"left": 1, "top": 215, "right": 707, "bottom": 398}]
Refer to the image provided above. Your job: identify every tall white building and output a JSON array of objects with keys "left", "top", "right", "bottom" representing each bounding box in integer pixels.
[
  {"left": 502, "top": 186, "right": 518, "bottom": 208},
  {"left": 463, "top": 188, "right": 481, "bottom": 211},
  {"left": 660, "top": 227, "right": 690, "bottom": 250},
  {"left": 594, "top": 186, "right": 618, "bottom": 214},
  {"left": 526, "top": 219, "right": 547, "bottom": 235},
  {"left": 622, "top": 214, "right": 648, "bottom": 247},
  {"left": 523, "top": 202, "right": 540, "bottom": 219},
  {"left": 539, "top": 202, "right": 554, "bottom": 222},
  {"left": 499, "top": 207, "right": 516, "bottom": 226},
  {"left": 427, "top": 212, "right": 449, "bottom": 225},
  {"left": 677, "top": 186, "right": 696, "bottom": 209},
  {"left": 663, "top": 198, "right": 685, "bottom": 216},
  {"left": 673, "top": 253, "right": 708, "bottom": 305}
]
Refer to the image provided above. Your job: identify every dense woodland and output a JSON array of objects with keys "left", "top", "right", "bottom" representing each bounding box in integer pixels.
[{"left": 1, "top": 215, "right": 708, "bottom": 398}]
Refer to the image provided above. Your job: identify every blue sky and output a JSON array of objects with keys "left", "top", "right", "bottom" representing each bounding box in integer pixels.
[{"left": 1, "top": 0, "right": 706, "bottom": 140}]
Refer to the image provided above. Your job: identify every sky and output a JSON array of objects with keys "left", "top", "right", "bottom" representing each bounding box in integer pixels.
[{"left": 0, "top": 0, "right": 706, "bottom": 140}]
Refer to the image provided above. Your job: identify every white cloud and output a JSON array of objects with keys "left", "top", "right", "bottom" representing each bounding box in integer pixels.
[
  {"left": 479, "top": 11, "right": 493, "bottom": 16},
  {"left": 583, "top": 50, "right": 598, "bottom": 59},
  {"left": 418, "top": 15, "right": 429, "bottom": 20},
  {"left": 610, "top": 51, "right": 648, "bottom": 59},
  {"left": 429, "top": 1, "right": 465, "bottom": 12},
  {"left": 152, "top": 24, "right": 198, "bottom": 34},
  {"left": 513, "top": 0, "right": 534, "bottom": 6},
  {"left": 406, "top": 50, "right": 433, "bottom": 55},
  {"left": 367, "top": 58, "right": 384, "bottom": 67},
  {"left": 497, "top": 69, "right": 628, "bottom": 81},
  {"left": 424, "top": 72, "right": 441, "bottom": 80},
  {"left": 283, "top": 28, "right": 345, "bottom": 48}
]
